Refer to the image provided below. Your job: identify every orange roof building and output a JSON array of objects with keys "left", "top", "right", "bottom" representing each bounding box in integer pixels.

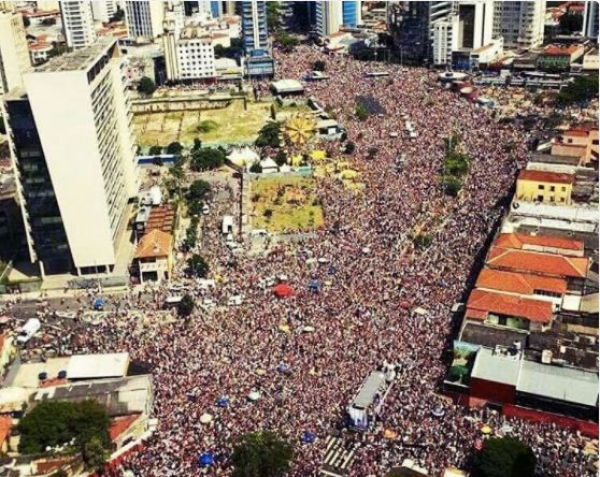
[
  {"left": 135, "top": 229, "right": 172, "bottom": 260},
  {"left": 486, "top": 247, "right": 589, "bottom": 279},
  {"left": 466, "top": 289, "right": 555, "bottom": 325},
  {"left": 476, "top": 268, "right": 568, "bottom": 297},
  {"left": 494, "top": 233, "right": 584, "bottom": 257}
]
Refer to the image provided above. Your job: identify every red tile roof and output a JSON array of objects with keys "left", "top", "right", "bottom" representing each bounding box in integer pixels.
[
  {"left": 518, "top": 169, "right": 575, "bottom": 184},
  {"left": 110, "top": 414, "right": 140, "bottom": 441},
  {"left": 494, "top": 233, "right": 584, "bottom": 252},
  {"left": 466, "top": 289, "right": 554, "bottom": 323},
  {"left": 487, "top": 247, "right": 589, "bottom": 278},
  {"left": 476, "top": 268, "right": 568, "bottom": 295},
  {"left": 135, "top": 229, "right": 172, "bottom": 259},
  {"left": 543, "top": 44, "right": 583, "bottom": 56}
]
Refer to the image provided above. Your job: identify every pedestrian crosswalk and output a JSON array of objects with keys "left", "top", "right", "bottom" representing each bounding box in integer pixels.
[{"left": 320, "top": 436, "right": 357, "bottom": 477}]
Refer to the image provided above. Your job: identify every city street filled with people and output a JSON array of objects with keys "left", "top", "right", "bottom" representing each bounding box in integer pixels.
[{"left": 3, "top": 45, "right": 596, "bottom": 477}]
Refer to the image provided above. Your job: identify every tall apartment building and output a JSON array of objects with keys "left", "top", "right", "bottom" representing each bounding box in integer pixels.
[
  {"left": 60, "top": 1, "right": 97, "bottom": 50},
  {"left": 0, "top": 11, "right": 32, "bottom": 96},
  {"left": 241, "top": 1, "right": 273, "bottom": 77},
  {"left": 91, "top": 0, "right": 118, "bottom": 23},
  {"left": 125, "top": 0, "right": 166, "bottom": 41},
  {"left": 163, "top": 23, "right": 218, "bottom": 81},
  {"left": 315, "top": 1, "right": 361, "bottom": 37},
  {"left": 583, "top": 1, "right": 599, "bottom": 40},
  {"left": 2, "top": 39, "right": 139, "bottom": 276},
  {"left": 493, "top": 1, "right": 546, "bottom": 50},
  {"left": 432, "top": 0, "right": 495, "bottom": 66},
  {"left": 389, "top": 1, "right": 456, "bottom": 63}
]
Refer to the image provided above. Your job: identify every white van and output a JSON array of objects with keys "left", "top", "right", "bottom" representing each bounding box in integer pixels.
[
  {"left": 222, "top": 215, "right": 234, "bottom": 235},
  {"left": 17, "top": 318, "right": 41, "bottom": 344}
]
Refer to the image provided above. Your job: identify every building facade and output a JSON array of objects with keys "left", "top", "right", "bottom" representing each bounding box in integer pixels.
[
  {"left": 582, "top": 1, "right": 599, "bottom": 40},
  {"left": 3, "top": 39, "right": 138, "bottom": 276},
  {"left": 515, "top": 170, "right": 574, "bottom": 205},
  {"left": 91, "top": 0, "right": 118, "bottom": 24},
  {"left": 60, "top": 1, "right": 97, "bottom": 50},
  {"left": 241, "top": 1, "right": 273, "bottom": 77},
  {"left": 494, "top": 1, "right": 546, "bottom": 50},
  {"left": 163, "top": 25, "right": 218, "bottom": 81},
  {"left": 125, "top": 0, "right": 166, "bottom": 42},
  {"left": 0, "top": 11, "right": 32, "bottom": 96}
]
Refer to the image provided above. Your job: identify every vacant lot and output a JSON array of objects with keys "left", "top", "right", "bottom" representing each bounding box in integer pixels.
[
  {"left": 133, "top": 100, "right": 272, "bottom": 148},
  {"left": 250, "top": 176, "right": 324, "bottom": 233}
]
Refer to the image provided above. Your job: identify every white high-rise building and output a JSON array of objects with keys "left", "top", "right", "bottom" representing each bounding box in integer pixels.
[
  {"left": 60, "top": 1, "right": 97, "bottom": 50},
  {"left": 583, "top": 1, "right": 599, "bottom": 40},
  {"left": 163, "top": 23, "right": 217, "bottom": 81},
  {"left": 494, "top": 1, "right": 546, "bottom": 50},
  {"left": 0, "top": 10, "right": 32, "bottom": 95},
  {"left": 125, "top": 0, "right": 166, "bottom": 41},
  {"left": 3, "top": 38, "right": 138, "bottom": 276},
  {"left": 91, "top": 0, "right": 118, "bottom": 23}
]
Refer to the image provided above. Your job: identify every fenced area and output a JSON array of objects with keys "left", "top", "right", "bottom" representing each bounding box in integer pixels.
[{"left": 133, "top": 100, "right": 273, "bottom": 148}]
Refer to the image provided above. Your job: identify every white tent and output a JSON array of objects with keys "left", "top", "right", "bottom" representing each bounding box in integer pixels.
[{"left": 228, "top": 147, "right": 260, "bottom": 169}]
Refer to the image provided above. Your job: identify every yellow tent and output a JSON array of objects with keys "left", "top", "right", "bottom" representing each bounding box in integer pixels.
[
  {"left": 290, "top": 154, "right": 303, "bottom": 166},
  {"left": 311, "top": 150, "right": 327, "bottom": 161}
]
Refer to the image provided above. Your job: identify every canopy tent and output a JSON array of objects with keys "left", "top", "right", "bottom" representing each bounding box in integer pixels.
[
  {"left": 216, "top": 396, "right": 229, "bottom": 408},
  {"left": 301, "top": 431, "right": 316, "bottom": 443},
  {"left": 273, "top": 283, "right": 294, "bottom": 298},
  {"left": 198, "top": 452, "right": 214, "bottom": 467},
  {"left": 93, "top": 298, "right": 104, "bottom": 310}
]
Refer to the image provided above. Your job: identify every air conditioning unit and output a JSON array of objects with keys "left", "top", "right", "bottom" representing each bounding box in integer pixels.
[{"left": 541, "top": 349, "right": 552, "bottom": 364}]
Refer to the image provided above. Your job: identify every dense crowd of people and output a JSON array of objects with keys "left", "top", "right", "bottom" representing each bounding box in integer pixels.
[{"left": 6, "top": 46, "right": 598, "bottom": 476}]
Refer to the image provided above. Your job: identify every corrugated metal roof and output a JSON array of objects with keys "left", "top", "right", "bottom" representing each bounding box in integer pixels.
[
  {"left": 471, "top": 348, "right": 521, "bottom": 386},
  {"left": 66, "top": 353, "right": 129, "bottom": 380},
  {"left": 517, "top": 360, "right": 598, "bottom": 407}
]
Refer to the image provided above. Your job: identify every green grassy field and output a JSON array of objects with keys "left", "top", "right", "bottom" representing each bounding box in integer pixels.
[{"left": 250, "top": 176, "right": 324, "bottom": 233}]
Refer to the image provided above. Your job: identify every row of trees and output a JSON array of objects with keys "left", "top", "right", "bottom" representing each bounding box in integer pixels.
[{"left": 443, "top": 135, "right": 470, "bottom": 197}]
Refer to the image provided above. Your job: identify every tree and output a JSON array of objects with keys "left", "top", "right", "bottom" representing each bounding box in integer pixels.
[
  {"left": 250, "top": 161, "right": 263, "bottom": 173},
  {"left": 138, "top": 76, "right": 156, "bottom": 96},
  {"left": 190, "top": 147, "right": 226, "bottom": 171},
  {"left": 559, "top": 12, "right": 583, "bottom": 33},
  {"left": 82, "top": 437, "right": 109, "bottom": 472},
  {"left": 188, "top": 254, "right": 209, "bottom": 278},
  {"left": 274, "top": 150, "right": 288, "bottom": 166},
  {"left": 274, "top": 32, "right": 299, "bottom": 52},
  {"left": 41, "top": 17, "right": 56, "bottom": 26},
  {"left": 177, "top": 294, "right": 195, "bottom": 317},
  {"left": 153, "top": 156, "right": 163, "bottom": 167},
  {"left": 267, "top": 2, "right": 282, "bottom": 30},
  {"left": 413, "top": 234, "right": 432, "bottom": 249},
  {"left": 256, "top": 122, "right": 282, "bottom": 148},
  {"left": 313, "top": 60, "right": 327, "bottom": 72},
  {"left": 231, "top": 431, "right": 293, "bottom": 477},
  {"left": 18, "top": 400, "right": 111, "bottom": 456},
  {"left": 355, "top": 104, "right": 369, "bottom": 121},
  {"left": 556, "top": 74, "right": 599, "bottom": 104},
  {"left": 443, "top": 175, "right": 462, "bottom": 197},
  {"left": 192, "top": 138, "right": 203, "bottom": 152},
  {"left": 166, "top": 142, "right": 183, "bottom": 155},
  {"left": 149, "top": 145, "right": 162, "bottom": 156},
  {"left": 188, "top": 179, "right": 211, "bottom": 204},
  {"left": 473, "top": 437, "right": 536, "bottom": 477},
  {"left": 344, "top": 141, "right": 356, "bottom": 154}
]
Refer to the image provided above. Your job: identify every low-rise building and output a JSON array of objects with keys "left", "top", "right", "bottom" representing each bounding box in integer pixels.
[
  {"left": 515, "top": 169, "right": 575, "bottom": 205},
  {"left": 551, "top": 125, "right": 599, "bottom": 167},
  {"left": 134, "top": 229, "right": 173, "bottom": 284},
  {"left": 537, "top": 43, "right": 585, "bottom": 71}
]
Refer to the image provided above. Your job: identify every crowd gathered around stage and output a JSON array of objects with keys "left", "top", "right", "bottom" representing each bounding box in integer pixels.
[{"left": 4, "top": 46, "right": 597, "bottom": 476}]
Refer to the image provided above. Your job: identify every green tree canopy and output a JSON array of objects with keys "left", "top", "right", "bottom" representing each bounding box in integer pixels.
[
  {"left": 18, "top": 400, "right": 111, "bottom": 456},
  {"left": 149, "top": 145, "right": 162, "bottom": 156},
  {"left": 188, "top": 254, "right": 209, "bottom": 278},
  {"left": 344, "top": 141, "right": 356, "bottom": 154},
  {"left": 473, "top": 437, "right": 536, "bottom": 477},
  {"left": 177, "top": 294, "right": 195, "bottom": 317},
  {"left": 250, "top": 161, "right": 263, "bottom": 173},
  {"left": 274, "top": 32, "right": 299, "bottom": 52},
  {"left": 190, "top": 147, "right": 226, "bottom": 171},
  {"left": 138, "top": 76, "right": 156, "bottom": 96},
  {"left": 313, "top": 60, "right": 327, "bottom": 72},
  {"left": 355, "top": 104, "right": 369, "bottom": 121},
  {"left": 188, "top": 179, "right": 211, "bottom": 203},
  {"left": 267, "top": 2, "right": 282, "bottom": 29},
  {"left": 231, "top": 431, "right": 293, "bottom": 477},
  {"left": 166, "top": 142, "right": 183, "bottom": 155},
  {"left": 557, "top": 74, "right": 599, "bottom": 105},
  {"left": 256, "top": 122, "right": 282, "bottom": 148},
  {"left": 274, "top": 150, "right": 288, "bottom": 166},
  {"left": 82, "top": 436, "right": 109, "bottom": 471}
]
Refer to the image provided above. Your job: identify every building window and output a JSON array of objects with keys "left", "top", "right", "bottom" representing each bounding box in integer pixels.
[
  {"left": 550, "top": 186, "right": 555, "bottom": 192},
  {"left": 561, "top": 186, "right": 567, "bottom": 192},
  {"left": 538, "top": 184, "right": 545, "bottom": 190}
]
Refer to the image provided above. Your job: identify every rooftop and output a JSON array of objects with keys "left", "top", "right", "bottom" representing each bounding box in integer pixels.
[
  {"left": 35, "top": 37, "right": 117, "bottom": 73},
  {"left": 466, "top": 289, "right": 555, "bottom": 323},
  {"left": 471, "top": 347, "right": 521, "bottom": 386},
  {"left": 494, "top": 232, "right": 584, "bottom": 253},
  {"left": 516, "top": 359, "right": 598, "bottom": 406},
  {"left": 543, "top": 44, "right": 584, "bottom": 56},
  {"left": 476, "top": 268, "right": 568, "bottom": 295},
  {"left": 135, "top": 229, "right": 173, "bottom": 259},
  {"left": 517, "top": 169, "right": 575, "bottom": 184},
  {"left": 67, "top": 352, "right": 129, "bottom": 380},
  {"left": 487, "top": 247, "right": 589, "bottom": 279},
  {"left": 460, "top": 323, "right": 528, "bottom": 349}
]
